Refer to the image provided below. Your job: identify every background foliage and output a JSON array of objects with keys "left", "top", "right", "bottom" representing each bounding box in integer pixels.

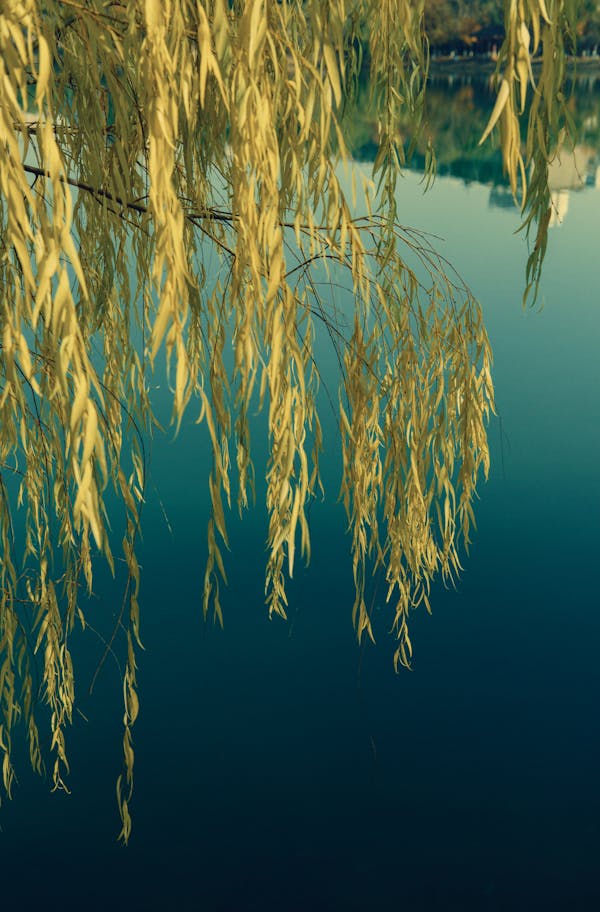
[{"left": 424, "top": 0, "right": 599, "bottom": 53}]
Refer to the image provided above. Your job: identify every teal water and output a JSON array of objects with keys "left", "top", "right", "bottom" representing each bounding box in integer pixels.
[{"left": 2, "top": 78, "right": 600, "bottom": 910}]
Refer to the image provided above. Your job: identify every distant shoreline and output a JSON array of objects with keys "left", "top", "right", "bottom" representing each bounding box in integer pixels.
[{"left": 429, "top": 55, "right": 600, "bottom": 75}]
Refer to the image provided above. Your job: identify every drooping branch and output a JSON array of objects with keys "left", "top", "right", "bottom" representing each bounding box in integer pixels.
[{"left": 0, "top": 0, "right": 574, "bottom": 844}]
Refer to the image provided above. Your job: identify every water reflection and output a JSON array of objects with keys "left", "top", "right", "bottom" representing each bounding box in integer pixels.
[
  {"left": 489, "top": 141, "right": 600, "bottom": 223},
  {"left": 546, "top": 143, "right": 600, "bottom": 225},
  {"left": 347, "top": 68, "right": 600, "bottom": 225}
]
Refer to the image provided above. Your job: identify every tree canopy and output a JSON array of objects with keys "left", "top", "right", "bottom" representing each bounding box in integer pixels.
[
  {"left": 0, "top": 0, "right": 580, "bottom": 840},
  {"left": 424, "top": 0, "right": 599, "bottom": 53}
]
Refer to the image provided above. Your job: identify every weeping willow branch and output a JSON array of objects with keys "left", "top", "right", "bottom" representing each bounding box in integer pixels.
[
  {"left": 478, "top": 0, "right": 579, "bottom": 302},
  {"left": 0, "top": 0, "right": 578, "bottom": 842}
]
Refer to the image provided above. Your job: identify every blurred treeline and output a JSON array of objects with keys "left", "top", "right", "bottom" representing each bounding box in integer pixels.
[{"left": 424, "top": 0, "right": 600, "bottom": 54}]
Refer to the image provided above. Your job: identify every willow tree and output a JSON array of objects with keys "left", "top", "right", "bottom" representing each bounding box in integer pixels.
[{"left": 0, "top": 0, "right": 578, "bottom": 839}]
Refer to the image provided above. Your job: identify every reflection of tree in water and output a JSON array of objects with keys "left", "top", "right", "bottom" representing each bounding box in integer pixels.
[
  {"left": 546, "top": 143, "right": 600, "bottom": 225},
  {"left": 490, "top": 141, "right": 600, "bottom": 223},
  {"left": 347, "top": 70, "right": 600, "bottom": 215}
]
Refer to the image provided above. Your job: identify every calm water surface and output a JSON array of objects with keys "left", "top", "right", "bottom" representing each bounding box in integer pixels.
[{"left": 3, "top": 78, "right": 600, "bottom": 911}]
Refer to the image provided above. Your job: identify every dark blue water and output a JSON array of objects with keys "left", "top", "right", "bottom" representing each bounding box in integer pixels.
[{"left": 3, "top": 116, "right": 600, "bottom": 909}]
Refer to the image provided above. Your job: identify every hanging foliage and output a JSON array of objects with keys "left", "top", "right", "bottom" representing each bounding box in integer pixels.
[{"left": 0, "top": 0, "right": 576, "bottom": 840}]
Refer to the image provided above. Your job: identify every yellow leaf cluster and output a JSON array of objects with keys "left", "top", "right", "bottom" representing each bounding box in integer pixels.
[{"left": 477, "top": 1, "right": 577, "bottom": 299}]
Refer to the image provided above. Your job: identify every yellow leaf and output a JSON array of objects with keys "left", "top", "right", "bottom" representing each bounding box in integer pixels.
[
  {"left": 479, "top": 78, "right": 510, "bottom": 146},
  {"left": 35, "top": 36, "right": 52, "bottom": 106},
  {"left": 323, "top": 45, "right": 342, "bottom": 108}
]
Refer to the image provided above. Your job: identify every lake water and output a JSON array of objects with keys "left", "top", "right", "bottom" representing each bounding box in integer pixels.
[{"left": 2, "top": 76, "right": 600, "bottom": 911}]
